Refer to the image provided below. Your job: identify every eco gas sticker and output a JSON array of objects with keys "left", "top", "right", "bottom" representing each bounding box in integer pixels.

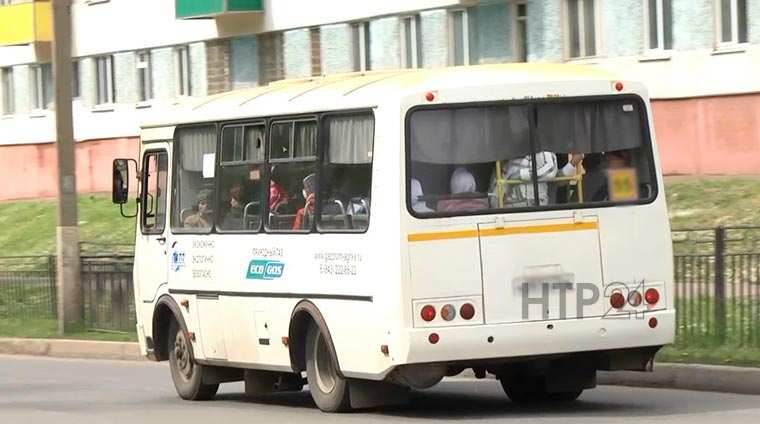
[{"left": 246, "top": 259, "right": 285, "bottom": 280}]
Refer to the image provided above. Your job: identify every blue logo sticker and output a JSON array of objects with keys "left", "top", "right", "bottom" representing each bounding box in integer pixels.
[
  {"left": 246, "top": 259, "right": 285, "bottom": 280},
  {"left": 171, "top": 248, "right": 186, "bottom": 272}
]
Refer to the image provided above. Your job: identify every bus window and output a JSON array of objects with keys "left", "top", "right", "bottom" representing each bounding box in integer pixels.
[
  {"left": 141, "top": 151, "right": 168, "bottom": 233},
  {"left": 318, "top": 113, "right": 374, "bottom": 232},
  {"left": 407, "top": 98, "right": 656, "bottom": 216},
  {"left": 267, "top": 119, "right": 317, "bottom": 232},
  {"left": 408, "top": 105, "right": 532, "bottom": 213},
  {"left": 534, "top": 101, "right": 652, "bottom": 205},
  {"left": 172, "top": 125, "right": 217, "bottom": 231},
  {"left": 217, "top": 124, "right": 266, "bottom": 232}
]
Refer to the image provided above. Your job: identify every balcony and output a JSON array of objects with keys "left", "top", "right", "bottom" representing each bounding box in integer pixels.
[
  {"left": 0, "top": 0, "right": 52, "bottom": 46},
  {"left": 176, "top": 0, "right": 263, "bottom": 19}
]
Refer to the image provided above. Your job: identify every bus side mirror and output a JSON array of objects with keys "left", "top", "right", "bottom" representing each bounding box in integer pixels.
[{"left": 112, "top": 159, "right": 131, "bottom": 204}]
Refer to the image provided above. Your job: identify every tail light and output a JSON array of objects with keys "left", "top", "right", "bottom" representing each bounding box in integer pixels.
[
  {"left": 610, "top": 292, "right": 626, "bottom": 309},
  {"left": 421, "top": 305, "right": 436, "bottom": 322},
  {"left": 628, "top": 291, "right": 643, "bottom": 307},
  {"left": 460, "top": 303, "right": 475, "bottom": 320},
  {"left": 440, "top": 304, "right": 456, "bottom": 321},
  {"left": 645, "top": 288, "right": 660, "bottom": 305},
  {"left": 428, "top": 333, "right": 440, "bottom": 344}
]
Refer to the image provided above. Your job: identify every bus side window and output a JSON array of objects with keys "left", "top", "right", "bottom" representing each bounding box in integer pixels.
[
  {"left": 217, "top": 124, "right": 265, "bottom": 232},
  {"left": 266, "top": 120, "right": 317, "bottom": 232},
  {"left": 172, "top": 126, "right": 217, "bottom": 232},
  {"left": 141, "top": 151, "right": 168, "bottom": 233},
  {"left": 318, "top": 113, "right": 374, "bottom": 232}
]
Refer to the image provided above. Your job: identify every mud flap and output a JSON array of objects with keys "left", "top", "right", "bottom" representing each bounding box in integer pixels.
[{"left": 348, "top": 379, "right": 411, "bottom": 409}]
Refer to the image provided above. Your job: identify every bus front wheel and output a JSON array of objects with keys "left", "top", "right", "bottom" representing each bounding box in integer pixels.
[
  {"left": 305, "top": 323, "right": 350, "bottom": 412},
  {"left": 168, "top": 319, "right": 219, "bottom": 401}
]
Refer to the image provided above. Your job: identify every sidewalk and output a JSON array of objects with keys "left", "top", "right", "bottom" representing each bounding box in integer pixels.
[{"left": 2, "top": 337, "right": 760, "bottom": 395}]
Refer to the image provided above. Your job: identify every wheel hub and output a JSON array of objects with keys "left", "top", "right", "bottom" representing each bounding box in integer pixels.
[
  {"left": 174, "top": 331, "right": 193, "bottom": 380},
  {"left": 313, "top": 332, "right": 336, "bottom": 394}
]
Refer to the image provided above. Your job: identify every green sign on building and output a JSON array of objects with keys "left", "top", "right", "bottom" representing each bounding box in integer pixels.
[{"left": 176, "top": 0, "right": 263, "bottom": 19}]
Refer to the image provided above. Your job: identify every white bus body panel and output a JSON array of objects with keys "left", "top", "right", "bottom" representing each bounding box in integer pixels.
[{"left": 132, "top": 70, "right": 674, "bottom": 381}]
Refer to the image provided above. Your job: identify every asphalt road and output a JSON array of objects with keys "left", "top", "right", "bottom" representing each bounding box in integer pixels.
[{"left": 2, "top": 355, "right": 759, "bottom": 424}]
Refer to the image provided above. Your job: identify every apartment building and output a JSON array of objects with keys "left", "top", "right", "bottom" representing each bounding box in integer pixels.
[{"left": 0, "top": 0, "right": 758, "bottom": 200}]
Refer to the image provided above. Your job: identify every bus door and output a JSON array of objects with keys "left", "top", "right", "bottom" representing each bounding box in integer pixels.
[
  {"left": 136, "top": 148, "right": 170, "bottom": 302},
  {"left": 478, "top": 216, "right": 605, "bottom": 324}
]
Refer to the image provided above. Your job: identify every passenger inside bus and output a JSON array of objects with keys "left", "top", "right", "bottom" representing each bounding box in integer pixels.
[
  {"left": 410, "top": 178, "right": 434, "bottom": 213},
  {"left": 220, "top": 184, "right": 244, "bottom": 230},
  {"left": 293, "top": 173, "right": 316, "bottom": 230},
  {"left": 183, "top": 189, "right": 213, "bottom": 228},
  {"left": 488, "top": 151, "right": 558, "bottom": 208},
  {"left": 437, "top": 167, "right": 489, "bottom": 212},
  {"left": 269, "top": 165, "right": 289, "bottom": 214}
]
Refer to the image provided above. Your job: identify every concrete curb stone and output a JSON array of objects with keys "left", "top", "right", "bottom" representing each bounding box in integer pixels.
[{"left": 0, "top": 338, "right": 144, "bottom": 361}]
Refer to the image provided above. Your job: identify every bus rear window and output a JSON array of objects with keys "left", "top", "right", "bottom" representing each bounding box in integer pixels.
[{"left": 407, "top": 97, "right": 656, "bottom": 216}]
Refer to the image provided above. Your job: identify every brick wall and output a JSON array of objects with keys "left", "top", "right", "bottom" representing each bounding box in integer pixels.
[
  {"left": 206, "top": 39, "right": 231, "bottom": 95},
  {"left": 258, "top": 32, "right": 284, "bottom": 85},
  {"left": 310, "top": 28, "right": 322, "bottom": 76}
]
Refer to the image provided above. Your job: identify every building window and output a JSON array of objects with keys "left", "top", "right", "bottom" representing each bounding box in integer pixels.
[
  {"left": 95, "top": 55, "right": 115, "bottom": 105},
  {"left": 1, "top": 67, "right": 14, "bottom": 115},
  {"left": 31, "top": 64, "right": 53, "bottom": 110},
  {"left": 72, "top": 61, "right": 80, "bottom": 99},
  {"left": 565, "top": 0, "right": 597, "bottom": 58},
  {"left": 717, "top": 0, "right": 748, "bottom": 45},
  {"left": 401, "top": 15, "right": 422, "bottom": 68},
  {"left": 514, "top": 1, "right": 528, "bottom": 62},
  {"left": 645, "top": 0, "right": 673, "bottom": 51},
  {"left": 176, "top": 46, "right": 192, "bottom": 96},
  {"left": 136, "top": 51, "right": 152, "bottom": 102},
  {"left": 352, "top": 21, "right": 371, "bottom": 71},
  {"left": 449, "top": 9, "right": 470, "bottom": 66}
]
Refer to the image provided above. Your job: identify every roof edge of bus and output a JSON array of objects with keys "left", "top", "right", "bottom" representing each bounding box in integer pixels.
[{"left": 138, "top": 64, "right": 628, "bottom": 130}]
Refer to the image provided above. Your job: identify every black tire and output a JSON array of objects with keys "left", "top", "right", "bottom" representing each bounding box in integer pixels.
[
  {"left": 168, "top": 319, "right": 219, "bottom": 401},
  {"left": 305, "top": 323, "right": 351, "bottom": 412}
]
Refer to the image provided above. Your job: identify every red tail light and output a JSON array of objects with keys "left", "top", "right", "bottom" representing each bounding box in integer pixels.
[
  {"left": 460, "top": 303, "right": 475, "bottom": 320},
  {"left": 610, "top": 292, "right": 626, "bottom": 309},
  {"left": 421, "top": 305, "right": 436, "bottom": 322},
  {"left": 645, "top": 288, "right": 660, "bottom": 305},
  {"left": 428, "top": 333, "right": 440, "bottom": 344},
  {"left": 648, "top": 317, "right": 658, "bottom": 328}
]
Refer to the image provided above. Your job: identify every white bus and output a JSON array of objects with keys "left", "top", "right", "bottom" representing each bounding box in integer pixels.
[{"left": 113, "top": 64, "right": 674, "bottom": 412}]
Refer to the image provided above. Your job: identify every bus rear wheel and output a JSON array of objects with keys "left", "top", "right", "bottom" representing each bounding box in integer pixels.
[
  {"left": 305, "top": 323, "right": 351, "bottom": 412},
  {"left": 168, "top": 319, "right": 219, "bottom": 401}
]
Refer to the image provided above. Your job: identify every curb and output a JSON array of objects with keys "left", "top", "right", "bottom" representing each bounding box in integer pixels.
[
  {"left": 597, "top": 363, "right": 760, "bottom": 395},
  {"left": 458, "top": 363, "right": 760, "bottom": 396},
  {"left": 0, "top": 338, "right": 144, "bottom": 361}
]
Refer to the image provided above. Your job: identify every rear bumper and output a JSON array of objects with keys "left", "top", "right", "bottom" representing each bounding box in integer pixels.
[{"left": 404, "top": 309, "right": 675, "bottom": 365}]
